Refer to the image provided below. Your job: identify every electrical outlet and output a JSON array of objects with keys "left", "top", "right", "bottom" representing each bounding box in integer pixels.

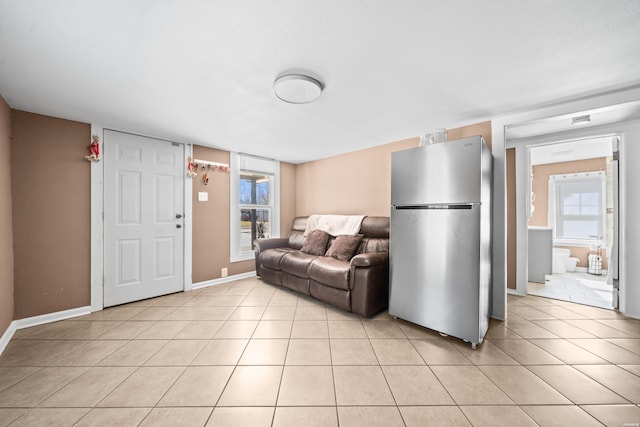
[{"left": 221, "top": 267, "right": 228, "bottom": 277}]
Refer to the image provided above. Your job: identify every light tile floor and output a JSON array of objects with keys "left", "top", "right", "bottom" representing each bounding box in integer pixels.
[
  {"left": 528, "top": 272, "right": 613, "bottom": 309},
  {"left": 1, "top": 277, "right": 639, "bottom": 426}
]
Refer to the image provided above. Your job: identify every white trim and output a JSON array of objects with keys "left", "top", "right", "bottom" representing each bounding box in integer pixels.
[
  {"left": 507, "top": 287, "right": 525, "bottom": 297},
  {"left": 184, "top": 144, "right": 193, "bottom": 292},
  {"left": 230, "top": 153, "right": 280, "bottom": 263},
  {"left": 0, "top": 322, "right": 17, "bottom": 356},
  {"left": 230, "top": 152, "right": 241, "bottom": 261},
  {"left": 13, "top": 306, "right": 92, "bottom": 329},
  {"left": 231, "top": 252, "right": 256, "bottom": 263},
  {"left": 90, "top": 124, "right": 105, "bottom": 312},
  {"left": 192, "top": 271, "right": 257, "bottom": 290},
  {"left": 0, "top": 306, "right": 92, "bottom": 356},
  {"left": 515, "top": 146, "right": 529, "bottom": 296},
  {"left": 618, "top": 133, "right": 627, "bottom": 315},
  {"left": 273, "top": 161, "right": 281, "bottom": 238},
  {"left": 490, "top": 119, "right": 507, "bottom": 321}
]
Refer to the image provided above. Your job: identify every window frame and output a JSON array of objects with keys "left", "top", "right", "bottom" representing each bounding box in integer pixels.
[
  {"left": 230, "top": 153, "right": 280, "bottom": 263},
  {"left": 548, "top": 171, "right": 606, "bottom": 247}
]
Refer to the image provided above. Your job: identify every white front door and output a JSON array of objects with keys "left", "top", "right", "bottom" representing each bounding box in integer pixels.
[{"left": 104, "top": 130, "right": 185, "bottom": 307}]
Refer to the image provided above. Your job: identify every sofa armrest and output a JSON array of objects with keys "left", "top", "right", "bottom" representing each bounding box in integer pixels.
[
  {"left": 349, "top": 252, "right": 389, "bottom": 317},
  {"left": 254, "top": 237, "right": 290, "bottom": 274},
  {"left": 350, "top": 252, "right": 389, "bottom": 267},
  {"left": 254, "top": 237, "right": 290, "bottom": 253}
]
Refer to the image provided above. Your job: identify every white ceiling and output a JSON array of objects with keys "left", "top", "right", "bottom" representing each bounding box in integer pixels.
[
  {"left": 1, "top": 1, "right": 639, "bottom": 163},
  {"left": 505, "top": 101, "right": 640, "bottom": 140}
]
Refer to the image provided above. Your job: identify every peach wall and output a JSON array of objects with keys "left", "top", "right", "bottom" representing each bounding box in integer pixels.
[
  {"left": 530, "top": 157, "right": 607, "bottom": 268},
  {"left": 191, "top": 147, "right": 297, "bottom": 282},
  {"left": 506, "top": 148, "right": 517, "bottom": 289},
  {"left": 295, "top": 137, "right": 419, "bottom": 217},
  {"left": 295, "top": 121, "right": 492, "bottom": 218},
  {"left": 447, "top": 121, "right": 492, "bottom": 150},
  {"left": 11, "top": 111, "right": 91, "bottom": 319},
  {"left": 0, "top": 96, "right": 13, "bottom": 335}
]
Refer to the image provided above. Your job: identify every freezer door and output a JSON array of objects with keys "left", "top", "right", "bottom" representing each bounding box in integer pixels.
[
  {"left": 391, "top": 136, "right": 484, "bottom": 206},
  {"left": 389, "top": 205, "right": 486, "bottom": 344}
]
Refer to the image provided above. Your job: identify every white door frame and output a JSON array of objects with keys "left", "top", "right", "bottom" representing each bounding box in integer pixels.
[
  {"left": 493, "top": 86, "right": 640, "bottom": 318},
  {"left": 90, "top": 125, "right": 193, "bottom": 311}
]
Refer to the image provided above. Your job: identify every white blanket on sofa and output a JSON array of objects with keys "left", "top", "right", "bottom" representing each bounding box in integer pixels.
[{"left": 303, "top": 214, "right": 366, "bottom": 237}]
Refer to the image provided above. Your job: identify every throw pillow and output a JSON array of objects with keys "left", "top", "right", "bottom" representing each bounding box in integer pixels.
[
  {"left": 300, "top": 229, "right": 330, "bottom": 256},
  {"left": 325, "top": 234, "right": 364, "bottom": 261}
]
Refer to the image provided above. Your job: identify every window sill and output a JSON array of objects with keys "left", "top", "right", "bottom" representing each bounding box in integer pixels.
[
  {"left": 553, "top": 239, "right": 598, "bottom": 248},
  {"left": 230, "top": 253, "right": 255, "bottom": 263}
]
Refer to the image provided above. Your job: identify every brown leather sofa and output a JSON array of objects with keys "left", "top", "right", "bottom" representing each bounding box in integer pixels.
[{"left": 254, "top": 216, "right": 389, "bottom": 317}]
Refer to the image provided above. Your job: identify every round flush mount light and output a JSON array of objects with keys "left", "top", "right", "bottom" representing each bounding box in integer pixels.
[{"left": 273, "top": 74, "right": 323, "bottom": 104}]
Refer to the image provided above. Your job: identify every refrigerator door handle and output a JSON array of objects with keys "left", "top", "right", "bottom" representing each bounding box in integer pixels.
[{"left": 394, "top": 204, "right": 475, "bottom": 210}]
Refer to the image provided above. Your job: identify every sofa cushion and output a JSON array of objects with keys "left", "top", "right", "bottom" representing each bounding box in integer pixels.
[
  {"left": 325, "top": 234, "right": 363, "bottom": 261},
  {"left": 281, "top": 251, "right": 317, "bottom": 277},
  {"left": 300, "top": 229, "right": 330, "bottom": 256},
  {"left": 259, "top": 248, "right": 294, "bottom": 271},
  {"left": 308, "top": 256, "right": 350, "bottom": 290}
]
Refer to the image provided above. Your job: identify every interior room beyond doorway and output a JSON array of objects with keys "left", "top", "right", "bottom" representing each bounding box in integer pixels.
[{"left": 526, "top": 136, "right": 615, "bottom": 310}]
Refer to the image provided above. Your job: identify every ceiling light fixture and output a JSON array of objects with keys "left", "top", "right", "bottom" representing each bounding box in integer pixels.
[
  {"left": 273, "top": 74, "right": 323, "bottom": 104},
  {"left": 571, "top": 114, "right": 591, "bottom": 125}
]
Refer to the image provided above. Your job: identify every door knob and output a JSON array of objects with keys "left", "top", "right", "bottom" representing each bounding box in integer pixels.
[
  {"left": 176, "top": 214, "right": 183, "bottom": 219},
  {"left": 176, "top": 224, "right": 182, "bottom": 229}
]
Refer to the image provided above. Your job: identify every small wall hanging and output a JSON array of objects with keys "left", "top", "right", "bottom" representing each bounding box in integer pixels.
[
  {"left": 187, "top": 157, "right": 198, "bottom": 177},
  {"left": 187, "top": 158, "right": 230, "bottom": 178},
  {"left": 85, "top": 134, "right": 100, "bottom": 162}
]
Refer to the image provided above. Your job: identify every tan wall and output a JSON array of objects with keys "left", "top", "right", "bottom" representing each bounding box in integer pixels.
[
  {"left": 190, "top": 147, "right": 298, "bottom": 282},
  {"left": 529, "top": 157, "right": 607, "bottom": 268},
  {"left": 0, "top": 96, "right": 13, "bottom": 335},
  {"left": 506, "top": 148, "right": 517, "bottom": 289},
  {"left": 11, "top": 111, "right": 91, "bottom": 319},
  {"left": 191, "top": 146, "right": 246, "bottom": 282}
]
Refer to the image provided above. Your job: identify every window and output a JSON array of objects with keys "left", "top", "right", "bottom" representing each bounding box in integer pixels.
[
  {"left": 549, "top": 172, "right": 605, "bottom": 245},
  {"left": 230, "top": 153, "right": 279, "bottom": 262}
]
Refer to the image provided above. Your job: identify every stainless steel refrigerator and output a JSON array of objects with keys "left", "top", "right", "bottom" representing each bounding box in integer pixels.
[{"left": 389, "top": 135, "right": 492, "bottom": 348}]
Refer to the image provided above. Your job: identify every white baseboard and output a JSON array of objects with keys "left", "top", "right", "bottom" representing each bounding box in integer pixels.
[
  {"left": 507, "top": 288, "right": 527, "bottom": 296},
  {"left": 13, "top": 306, "right": 92, "bottom": 330},
  {"left": 0, "top": 321, "right": 17, "bottom": 357},
  {"left": 192, "top": 271, "right": 257, "bottom": 290},
  {"left": 0, "top": 305, "right": 91, "bottom": 356}
]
